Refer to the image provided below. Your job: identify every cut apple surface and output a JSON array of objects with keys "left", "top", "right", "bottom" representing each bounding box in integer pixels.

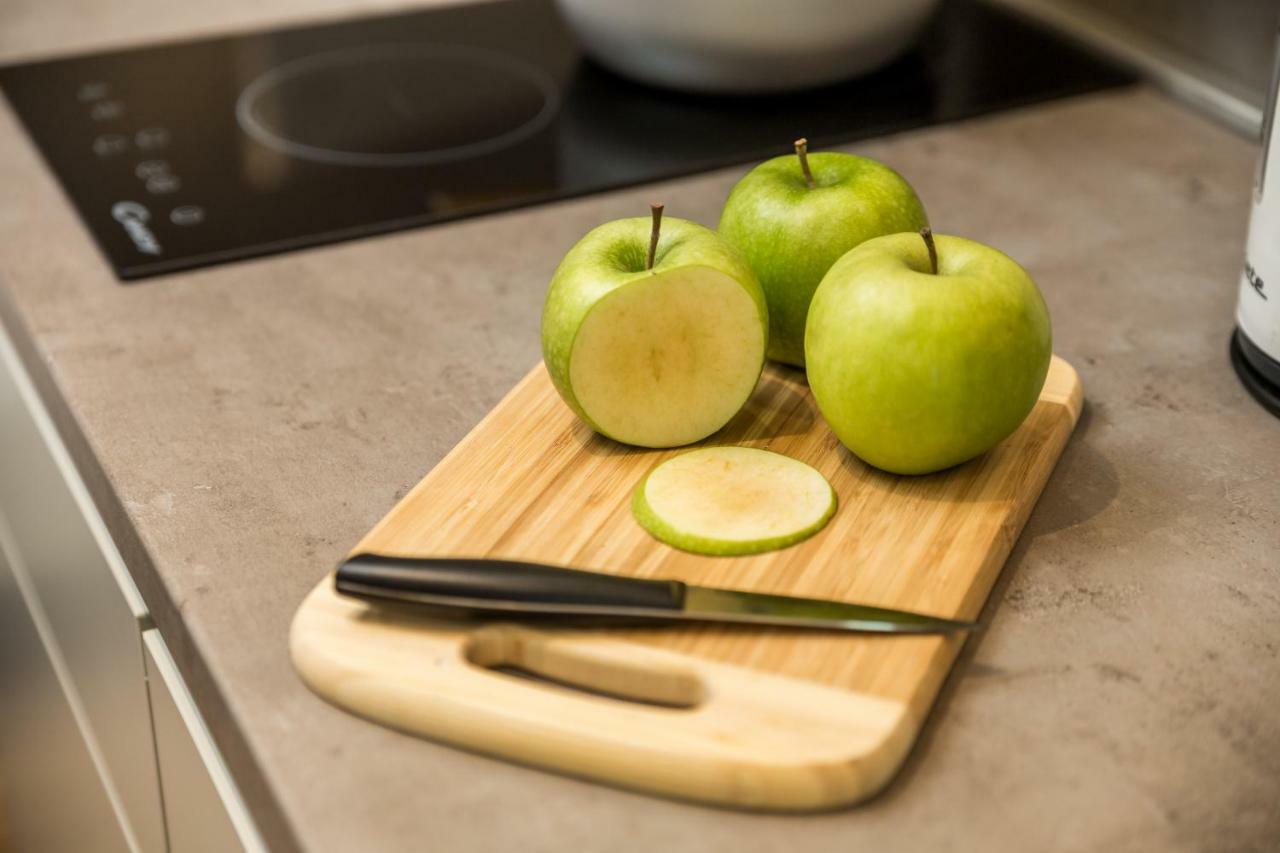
[
  {"left": 632, "top": 447, "right": 836, "bottom": 556},
  {"left": 569, "top": 268, "right": 764, "bottom": 447}
]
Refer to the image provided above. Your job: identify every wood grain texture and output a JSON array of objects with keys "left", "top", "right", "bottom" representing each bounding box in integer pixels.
[{"left": 291, "top": 356, "right": 1082, "bottom": 810}]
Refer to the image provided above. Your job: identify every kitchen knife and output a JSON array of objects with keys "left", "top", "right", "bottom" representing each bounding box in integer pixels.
[{"left": 334, "top": 553, "right": 977, "bottom": 635}]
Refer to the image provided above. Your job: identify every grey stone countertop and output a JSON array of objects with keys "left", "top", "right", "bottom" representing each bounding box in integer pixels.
[{"left": 1, "top": 2, "right": 1278, "bottom": 851}]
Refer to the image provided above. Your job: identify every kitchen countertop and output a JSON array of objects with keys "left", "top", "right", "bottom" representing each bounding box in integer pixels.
[{"left": 2, "top": 2, "right": 1279, "bottom": 851}]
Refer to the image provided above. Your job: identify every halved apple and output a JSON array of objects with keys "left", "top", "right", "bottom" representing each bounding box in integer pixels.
[{"left": 542, "top": 209, "right": 768, "bottom": 448}]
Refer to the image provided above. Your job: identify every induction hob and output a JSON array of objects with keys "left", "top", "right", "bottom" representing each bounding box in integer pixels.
[{"left": 0, "top": 0, "right": 1132, "bottom": 281}]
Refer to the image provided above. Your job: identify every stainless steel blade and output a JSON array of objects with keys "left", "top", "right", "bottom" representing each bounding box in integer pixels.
[{"left": 681, "top": 586, "right": 977, "bottom": 634}]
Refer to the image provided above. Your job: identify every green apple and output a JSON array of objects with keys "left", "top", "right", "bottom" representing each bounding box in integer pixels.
[
  {"left": 542, "top": 206, "right": 768, "bottom": 448},
  {"left": 718, "top": 139, "right": 929, "bottom": 366},
  {"left": 632, "top": 446, "right": 836, "bottom": 556},
  {"left": 805, "top": 230, "right": 1052, "bottom": 475}
]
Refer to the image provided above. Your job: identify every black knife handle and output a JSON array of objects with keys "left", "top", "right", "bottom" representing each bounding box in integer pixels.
[{"left": 335, "top": 553, "right": 687, "bottom": 614}]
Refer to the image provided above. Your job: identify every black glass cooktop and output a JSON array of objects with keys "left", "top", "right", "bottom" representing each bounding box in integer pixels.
[{"left": 0, "top": 0, "right": 1132, "bottom": 281}]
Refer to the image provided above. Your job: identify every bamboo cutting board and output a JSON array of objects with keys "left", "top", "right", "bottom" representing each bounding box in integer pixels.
[{"left": 291, "top": 356, "right": 1082, "bottom": 810}]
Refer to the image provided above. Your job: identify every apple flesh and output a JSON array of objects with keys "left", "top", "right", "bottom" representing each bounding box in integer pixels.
[
  {"left": 632, "top": 446, "right": 836, "bottom": 556},
  {"left": 719, "top": 144, "right": 928, "bottom": 366},
  {"left": 542, "top": 215, "right": 768, "bottom": 448},
  {"left": 805, "top": 232, "right": 1052, "bottom": 475}
]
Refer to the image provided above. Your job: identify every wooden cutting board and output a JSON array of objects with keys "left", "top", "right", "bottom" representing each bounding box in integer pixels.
[{"left": 291, "top": 356, "right": 1082, "bottom": 810}]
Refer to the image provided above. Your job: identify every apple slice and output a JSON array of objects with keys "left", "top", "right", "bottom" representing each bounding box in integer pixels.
[
  {"left": 543, "top": 205, "right": 768, "bottom": 448},
  {"left": 632, "top": 447, "right": 836, "bottom": 556}
]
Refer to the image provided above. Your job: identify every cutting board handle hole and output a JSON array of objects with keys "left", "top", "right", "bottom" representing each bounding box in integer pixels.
[{"left": 464, "top": 625, "right": 704, "bottom": 710}]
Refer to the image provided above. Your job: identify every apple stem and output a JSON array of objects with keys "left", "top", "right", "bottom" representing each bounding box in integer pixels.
[
  {"left": 647, "top": 202, "right": 664, "bottom": 271},
  {"left": 794, "top": 138, "right": 816, "bottom": 189},
  {"left": 920, "top": 227, "right": 938, "bottom": 275}
]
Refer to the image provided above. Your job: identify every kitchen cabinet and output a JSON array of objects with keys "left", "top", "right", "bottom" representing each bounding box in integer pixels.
[
  {"left": 0, "top": 323, "right": 261, "bottom": 852},
  {"left": 0, "top": 529, "right": 133, "bottom": 853},
  {"left": 0, "top": 322, "right": 164, "bottom": 852},
  {"left": 144, "top": 629, "right": 257, "bottom": 853}
]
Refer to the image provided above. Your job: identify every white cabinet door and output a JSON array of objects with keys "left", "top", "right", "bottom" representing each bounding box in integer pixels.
[
  {"left": 0, "top": 323, "right": 166, "bottom": 852},
  {"left": 143, "top": 629, "right": 265, "bottom": 853},
  {"left": 0, "top": 528, "right": 132, "bottom": 853},
  {"left": 0, "top": 320, "right": 167, "bottom": 850}
]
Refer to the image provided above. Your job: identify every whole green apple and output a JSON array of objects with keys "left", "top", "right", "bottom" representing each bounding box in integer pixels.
[
  {"left": 718, "top": 139, "right": 929, "bottom": 366},
  {"left": 805, "top": 230, "right": 1052, "bottom": 475},
  {"left": 542, "top": 205, "right": 768, "bottom": 448}
]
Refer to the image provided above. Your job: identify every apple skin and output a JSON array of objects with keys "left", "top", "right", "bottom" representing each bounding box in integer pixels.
[
  {"left": 805, "top": 232, "right": 1051, "bottom": 475},
  {"left": 541, "top": 215, "right": 768, "bottom": 444},
  {"left": 718, "top": 151, "right": 928, "bottom": 366}
]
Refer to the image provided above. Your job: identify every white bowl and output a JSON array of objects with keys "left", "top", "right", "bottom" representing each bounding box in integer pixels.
[{"left": 555, "top": 0, "right": 942, "bottom": 94}]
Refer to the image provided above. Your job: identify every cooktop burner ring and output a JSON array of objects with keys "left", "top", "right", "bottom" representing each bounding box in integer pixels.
[{"left": 235, "top": 43, "right": 560, "bottom": 168}]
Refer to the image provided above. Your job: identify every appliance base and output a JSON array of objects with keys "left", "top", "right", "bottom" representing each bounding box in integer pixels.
[{"left": 1231, "top": 328, "right": 1280, "bottom": 418}]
